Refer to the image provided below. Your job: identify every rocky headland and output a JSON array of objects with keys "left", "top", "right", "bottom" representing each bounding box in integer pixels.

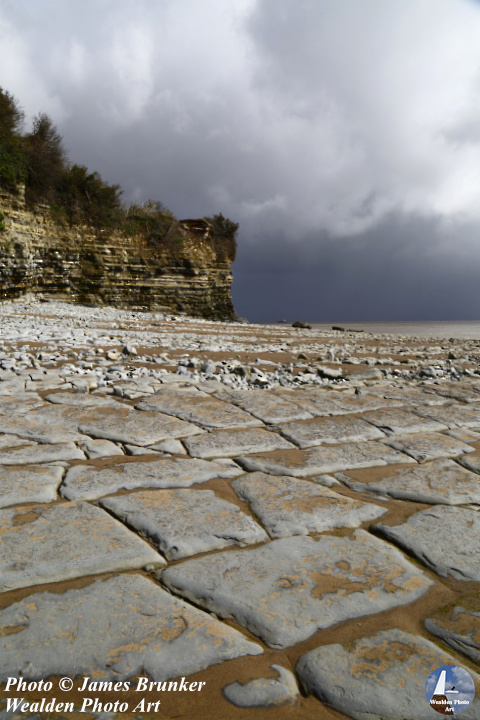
[{"left": 0, "top": 301, "right": 480, "bottom": 719}]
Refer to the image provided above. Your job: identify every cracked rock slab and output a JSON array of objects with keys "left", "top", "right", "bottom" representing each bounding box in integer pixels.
[
  {"left": 457, "top": 451, "right": 480, "bottom": 475},
  {"left": 339, "top": 459, "right": 480, "bottom": 505},
  {"left": 278, "top": 416, "right": 385, "bottom": 448},
  {"left": 183, "top": 427, "right": 295, "bottom": 459},
  {"left": 237, "top": 441, "right": 414, "bottom": 477},
  {"left": 374, "top": 505, "right": 480, "bottom": 580},
  {"left": 0, "top": 574, "right": 262, "bottom": 682},
  {"left": 360, "top": 408, "right": 447, "bottom": 435},
  {"left": 414, "top": 403, "right": 480, "bottom": 429},
  {"left": 78, "top": 408, "right": 202, "bottom": 446},
  {"left": 213, "top": 389, "right": 313, "bottom": 424},
  {"left": 433, "top": 382, "right": 480, "bottom": 403},
  {"left": 273, "top": 389, "right": 399, "bottom": 417},
  {"left": 44, "top": 392, "right": 122, "bottom": 408},
  {"left": 223, "top": 665, "right": 299, "bottom": 708},
  {"left": 0, "top": 465, "right": 64, "bottom": 508},
  {"left": 232, "top": 472, "right": 386, "bottom": 538},
  {"left": 425, "top": 607, "right": 480, "bottom": 664},
  {"left": 365, "top": 386, "right": 450, "bottom": 406},
  {"left": 61, "top": 457, "right": 242, "bottom": 501},
  {"left": 160, "top": 532, "right": 432, "bottom": 648},
  {"left": 136, "top": 389, "right": 261, "bottom": 429},
  {"left": 0, "top": 502, "right": 162, "bottom": 592},
  {"left": 100, "top": 489, "right": 268, "bottom": 559},
  {"left": 0, "top": 441, "right": 85, "bottom": 465},
  {"left": 382, "top": 432, "right": 474, "bottom": 462},
  {"left": 296, "top": 629, "right": 480, "bottom": 720}
]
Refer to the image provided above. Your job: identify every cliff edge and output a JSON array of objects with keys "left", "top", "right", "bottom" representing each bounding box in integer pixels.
[{"left": 0, "top": 188, "right": 236, "bottom": 320}]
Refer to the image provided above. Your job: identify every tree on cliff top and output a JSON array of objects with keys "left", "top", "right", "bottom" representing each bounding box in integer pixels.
[
  {"left": 0, "top": 88, "right": 26, "bottom": 193},
  {"left": 23, "top": 113, "right": 67, "bottom": 204}
]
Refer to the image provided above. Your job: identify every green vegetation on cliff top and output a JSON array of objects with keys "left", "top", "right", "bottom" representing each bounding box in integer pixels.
[{"left": 0, "top": 87, "right": 237, "bottom": 261}]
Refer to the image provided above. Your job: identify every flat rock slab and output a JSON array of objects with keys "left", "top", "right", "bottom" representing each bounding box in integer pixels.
[
  {"left": 457, "top": 451, "right": 480, "bottom": 475},
  {"left": 296, "top": 629, "right": 480, "bottom": 720},
  {"left": 383, "top": 432, "right": 474, "bottom": 462},
  {"left": 78, "top": 408, "right": 202, "bottom": 446},
  {"left": 61, "top": 457, "right": 242, "bottom": 501},
  {"left": 136, "top": 389, "right": 261, "bottom": 429},
  {"left": 278, "top": 416, "right": 385, "bottom": 448},
  {"left": 415, "top": 403, "right": 480, "bottom": 429},
  {"left": 223, "top": 665, "right": 299, "bottom": 708},
  {"left": 433, "top": 382, "right": 480, "bottom": 403},
  {"left": 160, "top": 532, "right": 432, "bottom": 648},
  {"left": 0, "top": 574, "right": 262, "bottom": 682},
  {"left": 273, "top": 389, "right": 399, "bottom": 417},
  {"left": 0, "top": 411, "right": 88, "bottom": 444},
  {"left": 0, "top": 434, "right": 36, "bottom": 450},
  {"left": 0, "top": 502, "right": 162, "bottom": 592},
  {"left": 374, "top": 505, "right": 480, "bottom": 580},
  {"left": 365, "top": 386, "right": 450, "bottom": 406},
  {"left": 340, "top": 459, "right": 480, "bottom": 505},
  {"left": 44, "top": 392, "right": 123, "bottom": 407},
  {"left": 237, "top": 441, "right": 414, "bottom": 477},
  {"left": 360, "top": 408, "right": 447, "bottom": 435},
  {"left": 213, "top": 389, "right": 313, "bottom": 424},
  {"left": 232, "top": 472, "right": 386, "bottom": 538},
  {"left": 0, "top": 441, "right": 85, "bottom": 465},
  {"left": 0, "top": 465, "right": 64, "bottom": 509},
  {"left": 425, "top": 606, "right": 480, "bottom": 664},
  {"left": 183, "top": 427, "right": 295, "bottom": 459},
  {"left": 100, "top": 489, "right": 268, "bottom": 559}
]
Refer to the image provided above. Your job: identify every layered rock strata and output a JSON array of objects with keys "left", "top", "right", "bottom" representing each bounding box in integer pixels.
[{"left": 0, "top": 188, "right": 235, "bottom": 319}]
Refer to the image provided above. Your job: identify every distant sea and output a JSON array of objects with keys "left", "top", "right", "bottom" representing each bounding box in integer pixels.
[{"left": 307, "top": 321, "right": 480, "bottom": 340}]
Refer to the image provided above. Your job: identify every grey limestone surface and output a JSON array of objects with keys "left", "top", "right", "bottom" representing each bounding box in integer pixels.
[
  {"left": 360, "top": 408, "right": 448, "bottom": 434},
  {"left": 3, "top": 305, "right": 480, "bottom": 719},
  {"left": 213, "top": 388, "right": 313, "bottom": 424},
  {"left": 0, "top": 502, "right": 162, "bottom": 592},
  {"left": 183, "top": 426, "right": 295, "bottom": 459},
  {"left": 414, "top": 402, "right": 480, "bottom": 429},
  {"left": 382, "top": 431, "right": 474, "bottom": 462},
  {"left": 0, "top": 464, "right": 64, "bottom": 508},
  {"left": 296, "top": 629, "right": 480, "bottom": 720},
  {"left": 277, "top": 415, "right": 385, "bottom": 448},
  {"left": 237, "top": 441, "right": 414, "bottom": 476},
  {"left": 78, "top": 407, "right": 202, "bottom": 445},
  {"left": 232, "top": 472, "right": 386, "bottom": 538},
  {"left": 0, "top": 441, "right": 85, "bottom": 465},
  {"left": 100, "top": 488, "right": 268, "bottom": 559},
  {"left": 338, "top": 458, "right": 480, "bottom": 504},
  {"left": 374, "top": 505, "right": 480, "bottom": 580},
  {"left": 61, "top": 457, "right": 242, "bottom": 500},
  {"left": 0, "top": 575, "right": 262, "bottom": 682},
  {"left": 136, "top": 388, "right": 262, "bottom": 429},
  {"left": 161, "top": 532, "right": 432, "bottom": 648},
  {"left": 425, "top": 606, "right": 480, "bottom": 664},
  {"left": 222, "top": 665, "right": 299, "bottom": 708}
]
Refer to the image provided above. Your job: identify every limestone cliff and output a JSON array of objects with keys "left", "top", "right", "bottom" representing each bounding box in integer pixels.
[{"left": 0, "top": 189, "right": 236, "bottom": 320}]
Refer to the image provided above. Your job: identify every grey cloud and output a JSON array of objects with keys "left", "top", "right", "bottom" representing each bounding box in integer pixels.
[{"left": 1, "top": 0, "right": 480, "bottom": 321}]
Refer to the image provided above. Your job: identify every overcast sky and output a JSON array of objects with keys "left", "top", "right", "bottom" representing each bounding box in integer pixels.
[{"left": 2, "top": 0, "right": 480, "bottom": 322}]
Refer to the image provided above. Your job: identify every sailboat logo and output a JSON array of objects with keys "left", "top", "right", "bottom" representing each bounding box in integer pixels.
[{"left": 425, "top": 665, "right": 475, "bottom": 715}]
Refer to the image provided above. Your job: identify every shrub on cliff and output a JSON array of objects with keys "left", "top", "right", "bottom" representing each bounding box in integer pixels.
[
  {"left": 123, "top": 200, "right": 185, "bottom": 251},
  {"left": 56, "top": 164, "right": 123, "bottom": 228},
  {"left": 207, "top": 213, "right": 238, "bottom": 262}
]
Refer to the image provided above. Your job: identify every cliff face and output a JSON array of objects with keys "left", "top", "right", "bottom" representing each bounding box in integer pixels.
[{"left": 0, "top": 189, "right": 236, "bottom": 320}]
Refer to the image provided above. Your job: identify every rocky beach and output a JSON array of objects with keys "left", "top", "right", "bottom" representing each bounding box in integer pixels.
[{"left": 1, "top": 299, "right": 480, "bottom": 719}]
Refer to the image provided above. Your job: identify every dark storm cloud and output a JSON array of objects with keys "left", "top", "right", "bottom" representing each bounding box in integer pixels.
[{"left": 1, "top": 0, "right": 480, "bottom": 321}]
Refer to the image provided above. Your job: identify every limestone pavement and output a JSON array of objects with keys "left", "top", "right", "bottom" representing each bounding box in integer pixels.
[{"left": 1, "top": 302, "right": 480, "bottom": 719}]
